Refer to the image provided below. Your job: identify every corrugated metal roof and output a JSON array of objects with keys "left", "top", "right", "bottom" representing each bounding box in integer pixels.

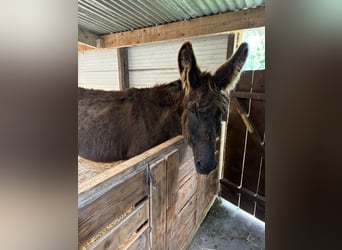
[{"left": 78, "top": 0, "right": 265, "bottom": 35}]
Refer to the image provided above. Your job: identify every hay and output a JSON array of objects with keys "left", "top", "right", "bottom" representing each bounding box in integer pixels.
[
  {"left": 80, "top": 206, "right": 135, "bottom": 250},
  {"left": 78, "top": 156, "right": 125, "bottom": 184}
]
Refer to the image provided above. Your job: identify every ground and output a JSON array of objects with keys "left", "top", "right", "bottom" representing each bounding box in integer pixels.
[{"left": 188, "top": 197, "right": 265, "bottom": 250}]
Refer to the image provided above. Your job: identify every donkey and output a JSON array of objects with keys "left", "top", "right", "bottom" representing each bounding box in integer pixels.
[{"left": 78, "top": 41, "right": 248, "bottom": 175}]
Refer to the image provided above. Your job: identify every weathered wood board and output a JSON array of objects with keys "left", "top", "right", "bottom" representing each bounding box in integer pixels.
[{"left": 78, "top": 135, "right": 219, "bottom": 250}]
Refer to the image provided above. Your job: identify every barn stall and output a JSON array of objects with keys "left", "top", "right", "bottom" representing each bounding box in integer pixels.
[{"left": 78, "top": 1, "right": 265, "bottom": 249}]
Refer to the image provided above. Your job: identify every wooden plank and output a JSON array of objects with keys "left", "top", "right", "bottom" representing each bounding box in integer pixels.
[
  {"left": 87, "top": 200, "right": 149, "bottom": 250},
  {"left": 236, "top": 71, "right": 253, "bottom": 92},
  {"left": 166, "top": 150, "right": 180, "bottom": 250},
  {"left": 176, "top": 170, "right": 198, "bottom": 213},
  {"left": 249, "top": 99, "right": 265, "bottom": 143},
  {"left": 150, "top": 159, "right": 167, "bottom": 250},
  {"left": 255, "top": 202, "right": 265, "bottom": 222},
  {"left": 78, "top": 136, "right": 191, "bottom": 249},
  {"left": 78, "top": 135, "right": 184, "bottom": 206},
  {"left": 78, "top": 42, "right": 95, "bottom": 52},
  {"left": 117, "top": 47, "right": 130, "bottom": 90},
  {"left": 240, "top": 193, "right": 256, "bottom": 215},
  {"left": 231, "top": 95, "right": 255, "bottom": 134},
  {"left": 125, "top": 226, "right": 149, "bottom": 250},
  {"left": 252, "top": 70, "right": 265, "bottom": 93},
  {"left": 224, "top": 99, "right": 246, "bottom": 185},
  {"left": 187, "top": 195, "right": 216, "bottom": 249},
  {"left": 258, "top": 157, "right": 265, "bottom": 197},
  {"left": 101, "top": 7, "right": 265, "bottom": 48},
  {"left": 232, "top": 91, "right": 265, "bottom": 100},
  {"left": 222, "top": 69, "right": 265, "bottom": 219},
  {"left": 196, "top": 174, "right": 209, "bottom": 225},
  {"left": 221, "top": 184, "right": 239, "bottom": 206},
  {"left": 199, "top": 168, "right": 219, "bottom": 213},
  {"left": 208, "top": 168, "right": 219, "bottom": 201},
  {"left": 178, "top": 157, "right": 194, "bottom": 184},
  {"left": 171, "top": 197, "right": 197, "bottom": 250},
  {"left": 78, "top": 169, "right": 147, "bottom": 246},
  {"left": 178, "top": 144, "right": 193, "bottom": 168},
  {"left": 220, "top": 178, "right": 265, "bottom": 205},
  {"left": 242, "top": 100, "right": 265, "bottom": 192},
  {"left": 231, "top": 95, "right": 265, "bottom": 153},
  {"left": 172, "top": 194, "right": 197, "bottom": 239},
  {"left": 242, "top": 137, "right": 263, "bottom": 192}
]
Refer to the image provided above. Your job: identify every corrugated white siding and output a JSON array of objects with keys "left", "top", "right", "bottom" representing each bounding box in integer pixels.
[
  {"left": 78, "top": 35, "right": 229, "bottom": 90},
  {"left": 128, "top": 35, "right": 229, "bottom": 88},
  {"left": 78, "top": 48, "right": 119, "bottom": 90}
]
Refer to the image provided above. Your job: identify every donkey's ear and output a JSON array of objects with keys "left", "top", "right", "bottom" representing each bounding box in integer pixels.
[
  {"left": 178, "top": 42, "right": 201, "bottom": 92},
  {"left": 213, "top": 42, "right": 249, "bottom": 91}
]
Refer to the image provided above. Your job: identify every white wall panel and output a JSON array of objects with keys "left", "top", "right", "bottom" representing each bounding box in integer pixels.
[
  {"left": 128, "top": 35, "right": 229, "bottom": 88},
  {"left": 78, "top": 35, "right": 230, "bottom": 90},
  {"left": 78, "top": 48, "right": 119, "bottom": 90}
]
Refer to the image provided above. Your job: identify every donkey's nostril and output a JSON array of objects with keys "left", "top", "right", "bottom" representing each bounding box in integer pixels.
[{"left": 196, "top": 160, "right": 202, "bottom": 168}]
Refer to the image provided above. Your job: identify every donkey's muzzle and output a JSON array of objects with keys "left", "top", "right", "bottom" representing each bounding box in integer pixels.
[{"left": 195, "top": 159, "right": 217, "bottom": 175}]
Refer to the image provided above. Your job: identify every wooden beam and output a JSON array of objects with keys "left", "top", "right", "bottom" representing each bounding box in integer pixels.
[
  {"left": 101, "top": 6, "right": 265, "bottom": 48},
  {"left": 78, "top": 42, "right": 95, "bottom": 52},
  {"left": 220, "top": 178, "right": 265, "bottom": 204},
  {"left": 117, "top": 47, "right": 130, "bottom": 90},
  {"left": 232, "top": 91, "right": 265, "bottom": 100},
  {"left": 78, "top": 26, "right": 98, "bottom": 47}
]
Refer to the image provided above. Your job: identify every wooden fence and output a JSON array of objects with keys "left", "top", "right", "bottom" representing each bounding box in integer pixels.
[
  {"left": 221, "top": 69, "right": 265, "bottom": 221},
  {"left": 78, "top": 135, "right": 219, "bottom": 249}
]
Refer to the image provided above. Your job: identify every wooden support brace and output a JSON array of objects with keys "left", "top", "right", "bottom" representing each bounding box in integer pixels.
[
  {"left": 232, "top": 91, "right": 265, "bottom": 100},
  {"left": 231, "top": 95, "right": 254, "bottom": 133},
  {"left": 230, "top": 95, "right": 265, "bottom": 153}
]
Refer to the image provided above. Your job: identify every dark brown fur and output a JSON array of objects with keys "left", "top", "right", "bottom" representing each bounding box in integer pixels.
[{"left": 78, "top": 42, "right": 248, "bottom": 174}]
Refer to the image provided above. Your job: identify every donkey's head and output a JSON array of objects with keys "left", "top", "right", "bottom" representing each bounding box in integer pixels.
[{"left": 178, "top": 41, "right": 248, "bottom": 175}]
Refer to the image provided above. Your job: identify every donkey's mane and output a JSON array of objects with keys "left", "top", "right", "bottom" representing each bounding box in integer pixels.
[{"left": 79, "top": 79, "right": 184, "bottom": 107}]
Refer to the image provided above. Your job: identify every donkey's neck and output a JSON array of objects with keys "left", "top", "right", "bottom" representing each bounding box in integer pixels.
[
  {"left": 145, "top": 79, "right": 184, "bottom": 106},
  {"left": 139, "top": 79, "right": 184, "bottom": 140}
]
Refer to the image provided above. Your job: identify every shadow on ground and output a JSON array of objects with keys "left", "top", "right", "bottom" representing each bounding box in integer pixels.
[{"left": 188, "top": 197, "right": 265, "bottom": 250}]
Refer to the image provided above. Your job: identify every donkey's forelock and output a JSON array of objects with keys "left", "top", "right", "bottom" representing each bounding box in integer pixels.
[{"left": 185, "top": 71, "right": 229, "bottom": 113}]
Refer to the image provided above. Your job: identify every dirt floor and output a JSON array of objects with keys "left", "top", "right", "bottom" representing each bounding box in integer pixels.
[{"left": 188, "top": 197, "right": 265, "bottom": 250}]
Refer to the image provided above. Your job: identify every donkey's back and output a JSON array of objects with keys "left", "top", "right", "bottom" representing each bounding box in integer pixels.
[
  {"left": 78, "top": 84, "right": 182, "bottom": 162},
  {"left": 78, "top": 87, "right": 139, "bottom": 162}
]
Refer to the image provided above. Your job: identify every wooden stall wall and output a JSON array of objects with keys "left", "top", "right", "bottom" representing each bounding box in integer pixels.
[
  {"left": 221, "top": 70, "right": 265, "bottom": 221},
  {"left": 78, "top": 136, "right": 219, "bottom": 250}
]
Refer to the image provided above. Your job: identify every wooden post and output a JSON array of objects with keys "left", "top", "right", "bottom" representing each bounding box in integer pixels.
[
  {"left": 96, "top": 38, "right": 104, "bottom": 48},
  {"left": 150, "top": 159, "right": 167, "bottom": 250},
  {"left": 226, "top": 33, "right": 236, "bottom": 60},
  {"left": 117, "top": 47, "right": 130, "bottom": 90},
  {"left": 165, "top": 150, "right": 180, "bottom": 250}
]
